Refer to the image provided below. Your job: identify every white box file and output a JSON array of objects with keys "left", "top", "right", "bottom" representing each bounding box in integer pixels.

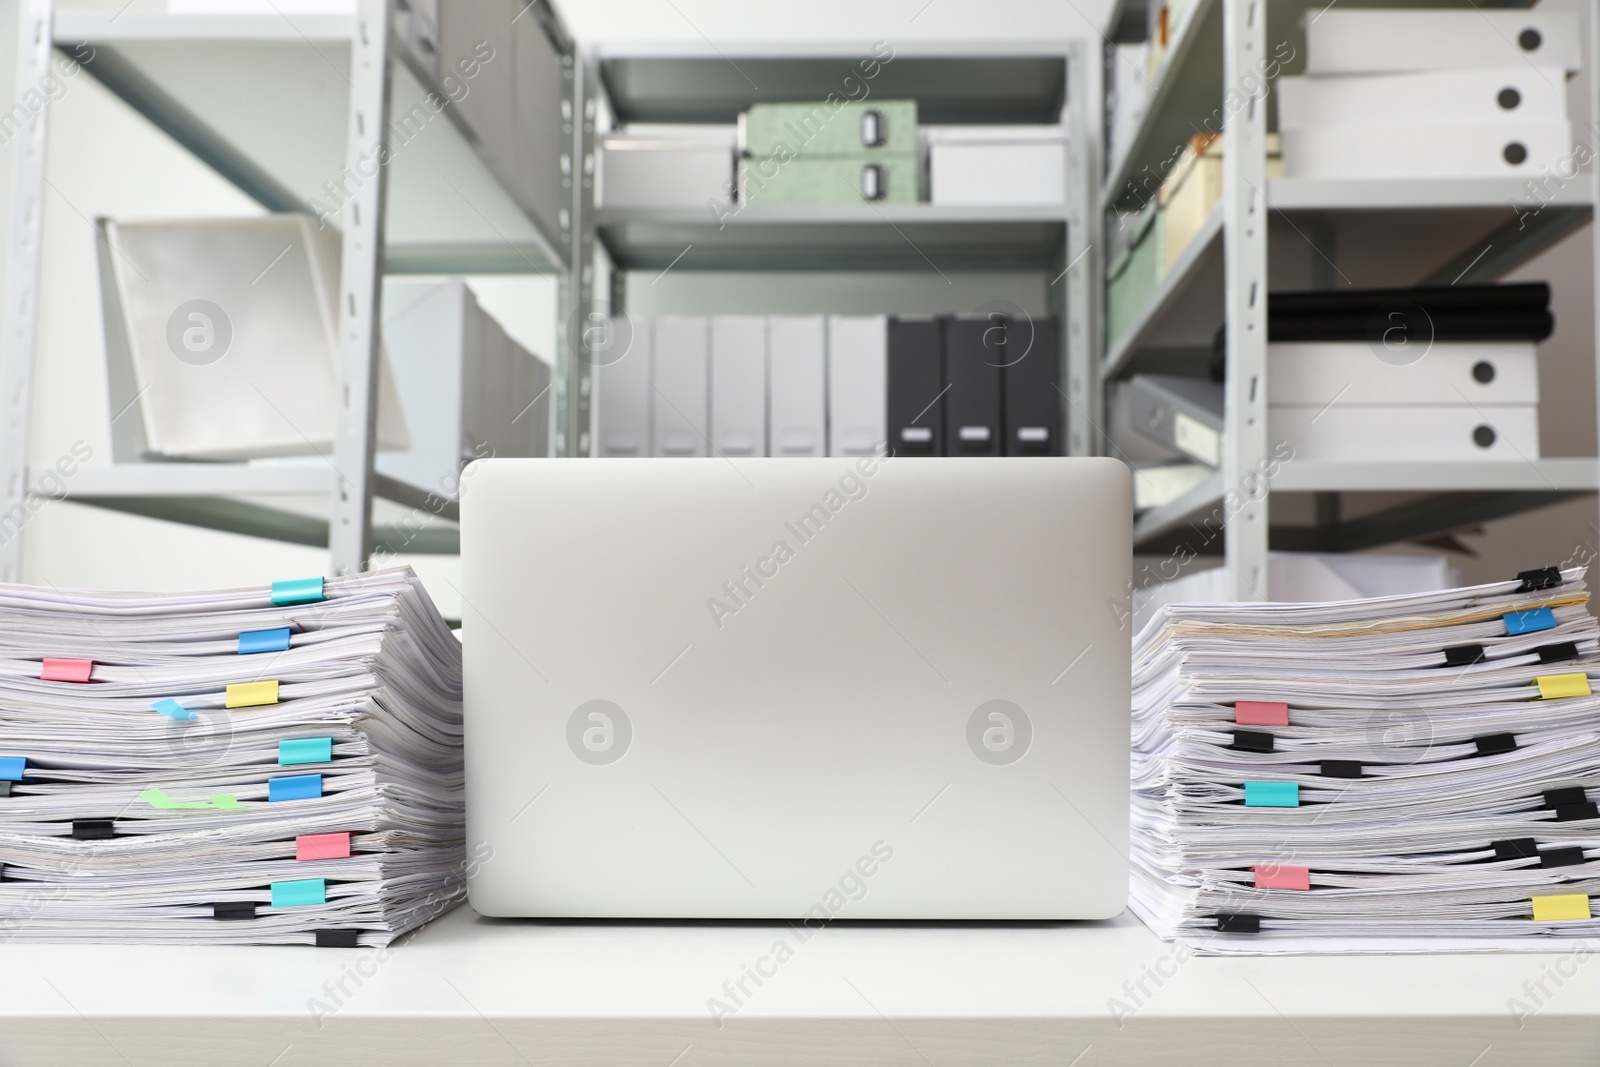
[
  {"left": 596, "top": 316, "right": 652, "bottom": 458},
  {"left": 652, "top": 317, "right": 710, "bottom": 457},
  {"left": 1276, "top": 68, "right": 1567, "bottom": 130},
  {"left": 1268, "top": 342, "right": 1538, "bottom": 407},
  {"left": 1280, "top": 121, "right": 1572, "bottom": 180},
  {"left": 926, "top": 128, "right": 1067, "bottom": 206},
  {"left": 1269, "top": 404, "right": 1540, "bottom": 462},
  {"left": 99, "top": 215, "right": 408, "bottom": 461},
  {"left": 827, "top": 315, "right": 888, "bottom": 456},
  {"left": 710, "top": 316, "right": 768, "bottom": 456},
  {"left": 379, "top": 279, "right": 548, "bottom": 497},
  {"left": 768, "top": 315, "right": 827, "bottom": 457},
  {"left": 1305, "top": 10, "right": 1581, "bottom": 75},
  {"left": 598, "top": 130, "right": 736, "bottom": 210}
]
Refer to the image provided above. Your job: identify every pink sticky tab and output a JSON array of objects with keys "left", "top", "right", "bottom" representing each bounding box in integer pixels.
[
  {"left": 1235, "top": 700, "right": 1289, "bottom": 727},
  {"left": 40, "top": 658, "right": 94, "bottom": 683},
  {"left": 1254, "top": 864, "right": 1311, "bottom": 891},
  {"left": 296, "top": 832, "right": 351, "bottom": 862}
]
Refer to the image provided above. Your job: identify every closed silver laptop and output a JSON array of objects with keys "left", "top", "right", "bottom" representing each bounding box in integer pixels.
[{"left": 462, "top": 455, "right": 1130, "bottom": 919}]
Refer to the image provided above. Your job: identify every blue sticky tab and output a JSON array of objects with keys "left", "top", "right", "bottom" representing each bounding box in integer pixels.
[
  {"left": 1244, "top": 782, "right": 1300, "bottom": 807},
  {"left": 270, "top": 577, "right": 325, "bottom": 606},
  {"left": 1505, "top": 607, "right": 1558, "bottom": 636},
  {"left": 152, "top": 699, "right": 197, "bottom": 721},
  {"left": 0, "top": 757, "right": 25, "bottom": 781},
  {"left": 238, "top": 627, "right": 292, "bottom": 654},
  {"left": 279, "top": 738, "right": 333, "bottom": 766},
  {"left": 268, "top": 774, "right": 322, "bottom": 802},
  {"left": 271, "top": 878, "right": 326, "bottom": 908}
]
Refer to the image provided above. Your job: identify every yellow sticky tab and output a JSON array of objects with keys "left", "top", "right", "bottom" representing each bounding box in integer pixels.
[
  {"left": 1537, "top": 673, "right": 1592, "bottom": 700},
  {"left": 225, "top": 680, "right": 280, "bottom": 708},
  {"left": 1532, "top": 894, "right": 1592, "bottom": 922}
]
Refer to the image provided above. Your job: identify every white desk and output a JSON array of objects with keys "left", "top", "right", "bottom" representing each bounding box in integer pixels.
[{"left": 2, "top": 905, "right": 1598, "bottom": 1066}]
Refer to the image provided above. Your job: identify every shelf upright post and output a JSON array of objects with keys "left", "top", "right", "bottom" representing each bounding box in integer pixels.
[
  {"left": 1220, "top": 0, "right": 1270, "bottom": 600},
  {"left": 1064, "top": 38, "right": 1103, "bottom": 458},
  {"left": 1592, "top": 0, "right": 1600, "bottom": 563},
  {"left": 0, "top": 0, "right": 54, "bottom": 583},
  {"left": 556, "top": 49, "right": 597, "bottom": 458},
  {"left": 328, "top": 0, "right": 394, "bottom": 574}
]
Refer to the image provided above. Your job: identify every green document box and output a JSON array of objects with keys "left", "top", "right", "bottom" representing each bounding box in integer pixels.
[
  {"left": 1105, "top": 203, "right": 1164, "bottom": 350},
  {"left": 738, "top": 154, "right": 920, "bottom": 206},
  {"left": 742, "top": 100, "right": 918, "bottom": 159}
]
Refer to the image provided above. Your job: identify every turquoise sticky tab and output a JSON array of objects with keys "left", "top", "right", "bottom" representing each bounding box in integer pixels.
[
  {"left": 268, "top": 774, "right": 322, "bottom": 802},
  {"left": 238, "top": 627, "right": 292, "bottom": 654},
  {"left": 152, "top": 698, "right": 197, "bottom": 721},
  {"left": 0, "top": 757, "right": 25, "bottom": 781},
  {"left": 270, "top": 577, "right": 325, "bottom": 606},
  {"left": 271, "top": 878, "right": 326, "bottom": 908},
  {"left": 1244, "top": 782, "right": 1300, "bottom": 807},
  {"left": 279, "top": 738, "right": 333, "bottom": 766},
  {"left": 1505, "top": 607, "right": 1558, "bottom": 636}
]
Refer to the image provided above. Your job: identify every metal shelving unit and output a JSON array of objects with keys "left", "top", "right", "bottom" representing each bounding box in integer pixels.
[
  {"left": 1089, "top": 0, "right": 1600, "bottom": 598},
  {"left": 0, "top": 0, "right": 592, "bottom": 579},
  {"left": 583, "top": 38, "right": 1097, "bottom": 452}
]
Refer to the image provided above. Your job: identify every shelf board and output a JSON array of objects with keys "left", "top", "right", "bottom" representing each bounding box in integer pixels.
[
  {"left": 1103, "top": 203, "right": 1222, "bottom": 378},
  {"left": 32, "top": 465, "right": 460, "bottom": 554},
  {"left": 1267, "top": 177, "right": 1592, "bottom": 213},
  {"left": 597, "top": 203, "right": 1069, "bottom": 271},
  {"left": 4, "top": 903, "right": 1596, "bottom": 1066},
  {"left": 593, "top": 41, "right": 1067, "bottom": 125},
  {"left": 59, "top": 11, "right": 566, "bottom": 273},
  {"left": 1273, "top": 458, "right": 1599, "bottom": 494},
  {"left": 1099, "top": 0, "right": 1221, "bottom": 214}
]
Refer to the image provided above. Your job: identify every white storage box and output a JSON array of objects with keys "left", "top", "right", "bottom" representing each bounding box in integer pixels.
[
  {"left": 598, "top": 129, "right": 736, "bottom": 210},
  {"left": 596, "top": 315, "right": 652, "bottom": 458},
  {"left": 652, "top": 317, "right": 710, "bottom": 457},
  {"left": 1276, "top": 68, "right": 1567, "bottom": 129},
  {"left": 1269, "top": 404, "right": 1539, "bottom": 461},
  {"left": 827, "top": 315, "right": 888, "bottom": 457},
  {"left": 1280, "top": 121, "right": 1571, "bottom": 180},
  {"left": 1268, "top": 341, "right": 1538, "bottom": 406},
  {"left": 99, "top": 215, "right": 407, "bottom": 461},
  {"left": 768, "top": 316, "right": 827, "bottom": 457},
  {"left": 1304, "top": 9, "right": 1581, "bottom": 75},
  {"left": 926, "top": 127, "right": 1067, "bottom": 206},
  {"left": 378, "top": 279, "right": 549, "bottom": 497},
  {"left": 709, "top": 316, "right": 767, "bottom": 456}
]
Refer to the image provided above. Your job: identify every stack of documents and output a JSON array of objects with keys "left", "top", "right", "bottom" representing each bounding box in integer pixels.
[
  {"left": 0, "top": 569, "right": 464, "bottom": 946},
  {"left": 1132, "top": 566, "right": 1600, "bottom": 953}
]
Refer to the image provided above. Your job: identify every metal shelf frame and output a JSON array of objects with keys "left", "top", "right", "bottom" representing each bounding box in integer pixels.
[
  {"left": 0, "top": 0, "right": 593, "bottom": 580},
  {"left": 583, "top": 39, "right": 1094, "bottom": 459},
  {"left": 1085, "top": 0, "right": 1600, "bottom": 598}
]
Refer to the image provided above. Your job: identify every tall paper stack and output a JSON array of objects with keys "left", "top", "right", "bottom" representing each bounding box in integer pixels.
[
  {"left": 0, "top": 569, "right": 465, "bottom": 946},
  {"left": 1132, "top": 565, "right": 1600, "bottom": 952}
]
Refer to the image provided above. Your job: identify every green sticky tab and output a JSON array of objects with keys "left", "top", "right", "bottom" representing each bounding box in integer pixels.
[
  {"left": 140, "top": 788, "right": 210, "bottom": 810},
  {"left": 1244, "top": 782, "right": 1300, "bottom": 808},
  {"left": 271, "top": 878, "right": 326, "bottom": 908},
  {"left": 208, "top": 794, "right": 242, "bottom": 810},
  {"left": 270, "top": 577, "right": 325, "bottom": 606},
  {"left": 279, "top": 738, "right": 334, "bottom": 766}
]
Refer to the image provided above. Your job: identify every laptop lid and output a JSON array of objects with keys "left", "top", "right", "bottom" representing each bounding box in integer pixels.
[{"left": 462, "top": 455, "right": 1130, "bottom": 919}]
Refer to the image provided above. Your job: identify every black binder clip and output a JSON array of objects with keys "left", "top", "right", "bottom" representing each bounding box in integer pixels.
[
  {"left": 1543, "top": 786, "right": 1588, "bottom": 809},
  {"left": 1230, "top": 730, "right": 1275, "bottom": 753},
  {"left": 315, "top": 929, "right": 363, "bottom": 948},
  {"left": 1556, "top": 802, "right": 1600, "bottom": 822},
  {"left": 71, "top": 820, "right": 114, "bottom": 840},
  {"left": 1537, "top": 642, "right": 1580, "bottom": 664},
  {"left": 213, "top": 902, "right": 258, "bottom": 921},
  {"left": 1214, "top": 913, "right": 1260, "bottom": 933},
  {"left": 1474, "top": 733, "right": 1517, "bottom": 757},
  {"left": 1493, "top": 838, "right": 1539, "bottom": 861},
  {"left": 1517, "top": 566, "right": 1562, "bottom": 593},
  {"left": 1319, "top": 760, "right": 1364, "bottom": 779},
  {"left": 1540, "top": 847, "right": 1586, "bottom": 869},
  {"left": 1443, "top": 644, "right": 1486, "bottom": 667}
]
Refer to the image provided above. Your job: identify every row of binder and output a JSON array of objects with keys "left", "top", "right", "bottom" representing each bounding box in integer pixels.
[{"left": 595, "top": 315, "right": 1062, "bottom": 459}]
